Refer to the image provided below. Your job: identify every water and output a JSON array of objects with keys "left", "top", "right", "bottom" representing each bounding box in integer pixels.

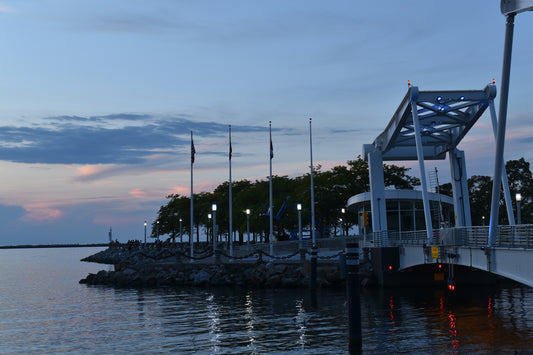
[{"left": 1, "top": 248, "right": 533, "bottom": 354}]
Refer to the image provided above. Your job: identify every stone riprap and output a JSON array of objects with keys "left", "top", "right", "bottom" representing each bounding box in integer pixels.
[{"left": 80, "top": 247, "right": 345, "bottom": 288}]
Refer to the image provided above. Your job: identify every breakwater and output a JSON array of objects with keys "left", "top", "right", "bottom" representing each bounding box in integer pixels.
[
  {"left": 0, "top": 243, "right": 108, "bottom": 249},
  {"left": 79, "top": 246, "right": 372, "bottom": 288}
]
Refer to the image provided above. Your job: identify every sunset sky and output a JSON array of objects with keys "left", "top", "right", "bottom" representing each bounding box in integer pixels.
[{"left": 0, "top": 1, "right": 532, "bottom": 245}]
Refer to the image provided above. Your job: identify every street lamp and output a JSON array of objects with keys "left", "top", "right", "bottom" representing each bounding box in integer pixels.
[
  {"left": 482, "top": 215, "right": 485, "bottom": 226},
  {"left": 516, "top": 193, "right": 522, "bottom": 224},
  {"left": 212, "top": 203, "right": 217, "bottom": 252},
  {"left": 297, "top": 203, "right": 303, "bottom": 261},
  {"left": 208, "top": 213, "right": 212, "bottom": 243},
  {"left": 246, "top": 209, "right": 250, "bottom": 246},
  {"left": 179, "top": 218, "right": 183, "bottom": 245},
  {"left": 156, "top": 220, "right": 159, "bottom": 242},
  {"left": 341, "top": 208, "right": 346, "bottom": 237},
  {"left": 144, "top": 221, "right": 147, "bottom": 244}
]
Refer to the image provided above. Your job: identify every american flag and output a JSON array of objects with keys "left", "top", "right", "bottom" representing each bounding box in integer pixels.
[{"left": 191, "top": 137, "right": 196, "bottom": 164}]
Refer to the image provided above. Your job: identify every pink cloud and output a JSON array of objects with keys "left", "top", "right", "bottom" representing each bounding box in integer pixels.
[
  {"left": 169, "top": 186, "right": 189, "bottom": 195},
  {"left": 129, "top": 188, "right": 147, "bottom": 198},
  {"left": 21, "top": 203, "right": 63, "bottom": 223}
]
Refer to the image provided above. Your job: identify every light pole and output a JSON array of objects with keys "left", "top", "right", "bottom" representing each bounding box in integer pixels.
[
  {"left": 516, "top": 193, "right": 522, "bottom": 224},
  {"left": 482, "top": 215, "right": 485, "bottom": 226},
  {"left": 144, "top": 221, "right": 147, "bottom": 244},
  {"left": 246, "top": 209, "right": 250, "bottom": 247},
  {"left": 179, "top": 218, "right": 183, "bottom": 245},
  {"left": 208, "top": 213, "right": 212, "bottom": 243},
  {"left": 297, "top": 203, "right": 304, "bottom": 262},
  {"left": 341, "top": 208, "right": 346, "bottom": 237},
  {"left": 156, "top": 220, "right": 159, "bottom": 242},
  {"left": 212, "top": 203, "right": 217, "bottom": 253}
]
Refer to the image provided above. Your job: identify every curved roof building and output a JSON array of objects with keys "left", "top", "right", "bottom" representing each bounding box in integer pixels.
[{"left": 347, "top": 189, "right": 455, "bottom": 235}]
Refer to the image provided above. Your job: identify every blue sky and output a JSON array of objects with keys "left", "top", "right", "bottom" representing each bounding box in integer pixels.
[{"left": 0, "top": 1, "right": 532, "bottom": 245}]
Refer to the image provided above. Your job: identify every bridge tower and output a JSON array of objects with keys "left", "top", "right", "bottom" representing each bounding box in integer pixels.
[{"left": 363, "top": 82, "right": 513, "bottom": 245}]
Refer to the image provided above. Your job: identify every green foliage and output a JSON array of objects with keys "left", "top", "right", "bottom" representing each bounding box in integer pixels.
[
  {"left": 154, "top": 157, "right": 533, "bottom": 237},
  {"left": 440, "top": 158, "right": 533, "bottom": 225},
  {"left": 152, "top": 156, "right": 420, "bottom": 239},
  {"left": 468, "top": 175, "right": 493, "bottom": 225}
]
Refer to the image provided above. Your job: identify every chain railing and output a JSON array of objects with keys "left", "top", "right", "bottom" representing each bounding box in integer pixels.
[{"left": 145, "top": 237, "right": 357, "bottom": 263}]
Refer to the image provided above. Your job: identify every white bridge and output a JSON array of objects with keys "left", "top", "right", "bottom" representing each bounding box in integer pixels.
[
  {"left": 366, "top": 225, "right": 533, "bottom": 287},
  {"left": 355, "top": 80, "right": 533, "bottom": 288}
]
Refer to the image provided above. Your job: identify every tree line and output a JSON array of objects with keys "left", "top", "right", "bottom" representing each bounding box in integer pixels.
[
  {"left": 151, "top": 156, "right": 532, "bottom": 241},
  {"left": 440, "top": 157, "right": 533, "bottom": 226}
]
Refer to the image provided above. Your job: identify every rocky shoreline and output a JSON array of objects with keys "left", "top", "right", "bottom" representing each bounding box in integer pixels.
[{"left": 79, "top": 247, "right": 372, "bottom": 289}]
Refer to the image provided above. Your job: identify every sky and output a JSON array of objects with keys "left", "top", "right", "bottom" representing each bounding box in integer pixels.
[{"left": 0, "top": 1, "right": 532, "bottom": 245}]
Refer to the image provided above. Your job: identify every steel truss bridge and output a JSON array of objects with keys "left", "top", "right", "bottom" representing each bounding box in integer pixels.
[{"left": 357, "top": 82, "right": 533, "bottom": 288}]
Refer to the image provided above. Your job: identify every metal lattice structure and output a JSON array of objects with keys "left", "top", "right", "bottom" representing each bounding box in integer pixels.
[
  {"left": 373, "top": 84, "right": 496, "bottom": 161},
  {"left": 362, "top": 82, "right": 514, "bottom": 246}
]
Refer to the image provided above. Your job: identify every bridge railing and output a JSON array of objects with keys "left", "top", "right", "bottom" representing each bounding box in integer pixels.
[{"left": 369, "top": 224, "right": 533, "bottom": 248}]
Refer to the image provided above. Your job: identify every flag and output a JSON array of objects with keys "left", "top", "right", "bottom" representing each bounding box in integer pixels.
[
  {"left": 191, "top": 135, "right": 196, "bottom": 164},
  {"left": 229, "top": 128, "right": 232, "bottom": 161},
  {"left": 269, "top": 121, "right": 273, "bottom": 160}
]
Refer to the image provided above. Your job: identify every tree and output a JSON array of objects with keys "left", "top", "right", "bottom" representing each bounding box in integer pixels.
[
  {"left": 439, "top": 158, "right": 533, "bottom": 225},
  {"left": 152, "top": 157, "right": 425, "bottom": 241},
  {"left": 506, "top": 158, "right": 533, "bottom": 224},
  {"left": 468, "top": 175, "right": 492, "bottom": 226}
]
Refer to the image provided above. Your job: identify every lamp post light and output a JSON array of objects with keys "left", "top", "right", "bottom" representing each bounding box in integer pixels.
[
  {"left": 179, "top": 218, "right": 183, "bottom": 245},
  {"left": 208, "top": 213, "right": 212, "bottom": 243},
  {"left": 516, "top": 193, "right": 522, "bottom": 225},
  {"left": 212, "top": 204, "right": 217, "bottom": 253},
  {"left": 246, "top": 209, "right": 250, "bottom": 247},
  {"left": 144, "top": 221, "right": 147, "bottom": 245},
  {"left": 482, "top": 215, "right": 485, "bottom": 226},
  {"left": 156, "top": 220, "right": 159, "bottom": 242},
  {"left": 341, "top": 208, "right": 346, "bottom": 237},
  {"left": 297, "top": 203, "right": 303, "bottom": 261}
]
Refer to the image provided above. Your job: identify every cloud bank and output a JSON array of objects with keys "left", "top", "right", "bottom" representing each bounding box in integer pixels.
[{"left": 0, "top": 114, "right": 267, "bottom": 166}]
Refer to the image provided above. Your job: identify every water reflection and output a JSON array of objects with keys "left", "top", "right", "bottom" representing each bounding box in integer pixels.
[
  {"left": 295, "top": 298, "right": 308, "bottom": 348},
  {"left": 3, "top": 247, "right": 533, "bottom": 354},
  {"left": 244, "top": 292, "right": 257, "bottom": 353},
  {"left": 206, "top": 293, "right": 221, "bottom": 352}
]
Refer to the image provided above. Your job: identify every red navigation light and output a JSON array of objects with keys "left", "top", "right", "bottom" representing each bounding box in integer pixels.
[
  {"left": 438, "top": 264, "right": 442, "bottom": 269},
  {"left": 448, "top": 280, "right": 455, "bottom": 291},
  {"left": 492, "top": 78, "right": 496, "bottom": 84},
  {"left": 388, "top": 265, "right": 393, "bottom": 271},
  {"left": 407, "top": 80, "right": 411, "bottom": 86}
]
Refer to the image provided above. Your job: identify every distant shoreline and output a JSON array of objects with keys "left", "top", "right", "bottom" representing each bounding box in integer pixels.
[{"left": 0, "top": 243, "right": 109, "bottom": 250}]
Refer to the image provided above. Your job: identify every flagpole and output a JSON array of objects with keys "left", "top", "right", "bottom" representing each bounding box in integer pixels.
[
  {"left": 190, "top": 131, "right": 195, "bottom": 260},
  {"left": 309, "top": 118, "right": 317, "bottom": 290},
  {"left": 269, "top": 121, "right": 274, "bottom": 256},
  {"left": 229, "top": 125, "right": 233, "bottom": 258},
  {"left": 309, "top": 118, "right": 316, "bottom": 247}
]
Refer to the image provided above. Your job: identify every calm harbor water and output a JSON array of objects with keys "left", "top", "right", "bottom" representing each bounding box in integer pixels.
[{"left": 1, "top": 247, "right": 533, "bottom": 354}]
